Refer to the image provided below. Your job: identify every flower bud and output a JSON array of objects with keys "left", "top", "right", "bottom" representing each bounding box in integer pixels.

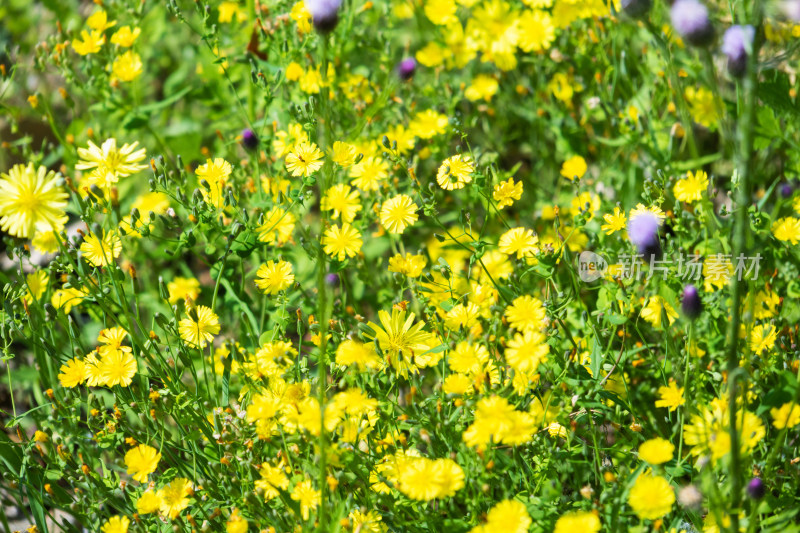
[
  {"left": 681, "top": 284, "right": 702, "bottom": 319},
  {"left": 306, "top": 0, "right": 342, "bottom": 33},
  {"left": 671, "top": 0, "right": 715, "bottom": 47},
  {"left": 627, "top": 211, "right": 661, "bottom": 259},
  {"left": 747, "top": 477, "right": 766, "bottom": 499},
  {"left": 241, "top": 128, "right": 258, "bottom": 150},
  {"left": 721, "top": 25, "right": 755, "bottom": 78},
  {"left": 326, "top": 273, "right": 339, "bottom": 286},
  {"left": 397, "top": 57, "right": 417, "bottom": 80}
]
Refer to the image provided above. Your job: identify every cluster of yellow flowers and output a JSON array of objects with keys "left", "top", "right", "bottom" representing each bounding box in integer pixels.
[
  {"left": 71, "top": 10, "right": 142, "bottom": 82},
  {"left": 58, "top": 327, "right": 137, "bottom": 388}
]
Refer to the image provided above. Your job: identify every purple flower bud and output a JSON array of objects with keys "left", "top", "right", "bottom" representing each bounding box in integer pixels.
[
  {"left": 681, "top": 284, "right": 703, "bottom": 319},
  {"left": 306, "top": 0, "right": 342, "bottom": 33},
  {"left": 780, "top": 182, "right": 794, "bottom": 198},
  {"left": 397, "top": 57, "right": 417, "bottom": 81},
  {"left": 721, "top": 25, "right": 754, "bottom": 78},
  {"left": 671, "top": 0, "right": 715, "bottom": 47},
  {"left": 628, "top": 212, "right": 661, "bottom": 259},
  {"left": 325, "top": 273, "right": 339, "bottom": 286},
  {"left": 747, "top": 477, "right": 766, "bottom": 499},
  {"left": 241, "top": 129, "right": 258, "bottom": 150},
  {"left": 621, "top": 0, "right": 652, "bottom": 18}
]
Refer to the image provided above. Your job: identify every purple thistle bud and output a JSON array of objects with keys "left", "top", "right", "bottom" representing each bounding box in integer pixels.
[
  {"left": 747, "top": 477, "right": 766, "bottom": 499},
  {"left": 241, "top": 129, "right": 258, "bottom": 150},
  {"left": 780, "top": 182, "right": 794, "bottom": 198},
  {"left": 306, "top": 0, "right": 342, "bottom": 33},
  {"left": 721, "top": 25, "right": 755, "bottom": 78},
  {"left": 621, "top": 0, "right": 652, "bottom": 18},
  {"left": 628, "top": 212, "right": 661, "bottom": 259},
  {"left": 671, "top": 0, "right": 715, "bottom": 47},
  {"left": 397, "top": 57, "right": 417, "bottom": 81},
  {"left": 325, "top": 273, "right": 339, "bottom": 286},
  {"left": 681, "top": 284, "right": 703, "bottom": 319}
]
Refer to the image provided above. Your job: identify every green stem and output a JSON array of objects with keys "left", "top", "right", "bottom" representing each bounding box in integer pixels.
[
  {"left": 724, "top": 4, "right": 763, "bottom": 531},
  {"left": 316, "top": 33, "right": 333, "bottom": 533}
]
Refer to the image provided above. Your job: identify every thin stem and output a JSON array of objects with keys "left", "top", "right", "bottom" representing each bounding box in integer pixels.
[{"left": 724, "top": 3, "right": 763, "bottom": 531}]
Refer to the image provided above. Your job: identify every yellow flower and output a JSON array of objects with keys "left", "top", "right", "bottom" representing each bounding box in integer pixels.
[
  {"left": 492, "top": 178, "right": 523, "bottom": 208},
  {"left": 273, "top": 123, "right": 308, "bottom": 157},
  {"left": 388, "top": 253, "right": 427, "bottom": 278},
  {"left": 226, "top": 509, "right": 248, "bottom": 533},
  {"left": 465, "top": 74, "right": 499, "bottom": 102},
  {"left": 335, "top": 339, "right": 381, "bottom": 369},
  {"left": 553, "top": 511, "right": 601, "bottom": 533},
  {"left": 416, "top": 42, "right": 449, "bottom": 67},
  {"left": 157, "top": 477, "right": 192, "bottom": 519},
  {"left": 291, "top": 479, "right": 320, "bottom": 521},
  {"left": 684, "top": 86, "right": 719, "bottom": 129},
  {"left": 655, "top": 381, "right": 684, "bottom": 411},
  {"left": 285, "top": 61, "right": 304, "bottom": 81},
  {"left": 99, "top": 350, "right": 137, "bottom": 387},
  {"left": 505, "top": 330, "right": 549, "bottom": 373},
  {"left": 80, "top": 230, "right": 123, "bottom": 267},
  {"left": 504, "top": 295, "right": 546, "bottom": 332},
  {"left": 290, "top": 2, "right": 312, "bottom": 33},
  {"left": 51, "top": 287, "right": 85, "bottom": 314},
  {"left": 469, "top": 499, "right": 531, "bottom": 533},
  {"left": 87, "top": 10, "right": 116, "bottom": 31},
  {"left": 518, "top": 10, "right": 556, "bottom": 52},
  {"left": 436, "top": 154, "right": 474, "bottom": 190},
  {"left": 167, "top": 277, "right": 201, "bottom": 305},
  {"left": 23, "top": 271, "right": 47, "bottom": 305},
  {"left": 772, "top": 217, "right": 800, "bottom": 244},
  {"left": 72, "top": 30, "right": 105, "bottom": 55},
  {"left": 179, "top": 305, "right": 221, "bottom": 348},
  {"left": 285, "top": 142, "right": 324, "bottom": 177},
  {"left": 424, "top": 0, "right": 458, "bottom": 25},
  {"left": 299, "top": 68, "right": 323, "bottom": 94},
  {"left": 601, "top": 206, "right": 627, "bottom": 235},
  {"left": 100, "top": 516, "right": 129, "bottom": 533},
  {"left": 330, "top": 141, "right": 357, "bottom": 167},
  {"left": 219, "top": 1, "right": 246, "bottom": 23},
  {"left": 380, "top": 195, "right": 419, "bottom": 234},
  {"left": 349, "top": 156, "right": 388, "bottom": 191},
  {"left": 398, "top": 457, "right": 464, "bottom": 500},
  {"left": 364, "top": 308, "right": 434, "bottom": 378},
  {"left": 771, "top": 402, "right": 800, "bottom": 429},
  {"left": 498, "top": 227, "right": 539, "bottom": 259},
  {"left": 111, "top": 51, "right": 143, "bottom": 82},
  {"left": 560, "top": 155, "right": 587, "bottom": 181},
  {"left": 136, "top": 491, "right": 162, "bottom": 514},
  {"left": 255, "top": 463, "right": 290, "bottom": 501},
  {"left": 673, "top": 170, "right": 708, "bottom": 203},
  {"left": 640, "top": 296, "right": 678, "bottom": 329},
  {"left": 110, "top": 26, "right": 141, "bottom": 47},
  {"left": 749, "top": 323, "right": 777, "bottom": 354},
  {"left": 627, "top": 473, "right": 674, "bottom": 520},
  {"left": 58, "top": 358, "right": 87, "bottom": 388},
  {"left": 195, "top": 158, "right": 232, "bottom": 208},
  {"left": 125, "top": 444, "right": 161, "bottom": 483},
  {"left": 321, "top": 184, "right": 361, "bottom": 223},
  {"left": 0, "top": 163, "right": 68, "bottom": 239},
  {"left": 322, "top": 223, "right": 363, "bottom": 261},
  {"left": 77, "top": 138, "right": 147, "bottom": 187},
  {"left": 639, "top": 438, "right": 675, "bottom": 464},
  {"left": 409, "top": 109, "right": 449, "bottom": 139},
  {"left": 443, "top": 374, "right": 473, "bottom": 394},
  {"left": 257, "top": 207, "right": 296, "bottom": 246},
  {"left": 255, "top": 260, "right": 295, "bottom": 294}
]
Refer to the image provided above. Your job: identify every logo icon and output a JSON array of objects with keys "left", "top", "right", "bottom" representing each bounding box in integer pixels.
[{"left": 578, "top": 251, "right": 607, "bottom": 282}]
